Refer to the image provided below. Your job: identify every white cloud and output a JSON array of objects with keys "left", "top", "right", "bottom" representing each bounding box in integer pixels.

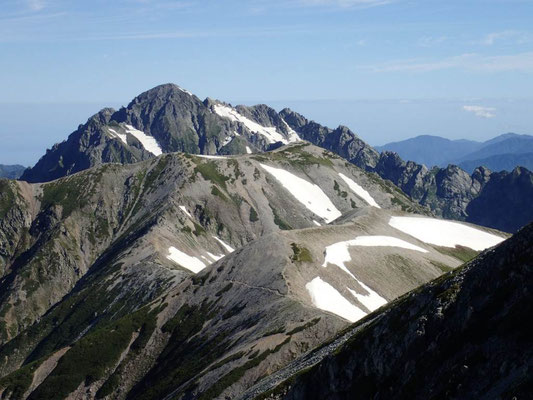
[
  {"left": 363, "top": 52, "right": 533, "bottom": 73},
  {"left": 462, "top": 105, "right": 496, "bottom": 118}
]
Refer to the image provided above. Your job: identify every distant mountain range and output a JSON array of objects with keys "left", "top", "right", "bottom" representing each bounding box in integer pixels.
[
  {"left": 376, "top": 133, "right": 533, "bottom": 172},
  {"left": 0, "top": 165, "right": 26, "bottom": 179}
]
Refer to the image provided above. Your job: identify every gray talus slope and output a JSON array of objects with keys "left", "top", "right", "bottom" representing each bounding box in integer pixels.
[
  {"left": 0, "top": 143, "right": 421, "bottom": 367},
  {"left": 246, "top": 223, "right": 532, "bottom": 400},
  {"left": 2, "top": 207, "right": 502, "bottom": 400},
  {"left": 0, "top": 145, "right": 508, "bottom": 399}
]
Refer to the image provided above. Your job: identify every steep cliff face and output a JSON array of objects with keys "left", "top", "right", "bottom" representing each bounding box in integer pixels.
[{"left": 248, "top": 223, "right": 532, "bottom": 400}]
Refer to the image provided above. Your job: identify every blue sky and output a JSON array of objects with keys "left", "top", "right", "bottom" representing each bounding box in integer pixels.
[{"left": 1, "top": 0, "right": 533, "bottom": 165}]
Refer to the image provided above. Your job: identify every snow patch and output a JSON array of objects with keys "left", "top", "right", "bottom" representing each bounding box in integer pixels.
[
  {"left": 260, "top": 163, "right": 341, "bottom": 223},
  {"left": 338, "top": 173, "right": 380, "bottom": 208},
  {"left": 177, "top": 87, "right": 193, "bottom": 96},
  {"left": 179, "top": 206, "right": 192, "bottom": 219},
  {"left": 167, "top": 247, "right": 206, "bottom": 273},
  {"left": 214, "top": 104, "right": 289, "bottom": 144},
  {"left": 306, "top": 277, "right": 367, "bottom": 323},
  {"left": 107, "top": 127, "right": 127, "bottom": 145},
  {"left": 347, "top": 283, "right": 387, "bottom": 312},
  {"left": 389, "top": 216, "right": 505, "bottom": 251},
  {"left": 322, "top": 235, "right": 428, "bottom": 278},
  {"left": 246, "top": 146, "right": 252, "bottom": 154},
  {"left": 197, "top": 155, "right": 229, "bottom": 159},
  {"left": 313, "top": 220, "right": 322, "bottom": 226},
  {"left": 281, "top": 118, "right": 301, "bottom": 143},
  {"left": 222, "top": 136, "right": 233, "bottom": 146},
  {"left": 213, "top": 236, "right": 235, "bottom": 253},
  {"left": 206, "top": 252, "right": 224, "bottom": 262},
  {"left": 124, "top": 124, "right": 162, "bottom": 156}
]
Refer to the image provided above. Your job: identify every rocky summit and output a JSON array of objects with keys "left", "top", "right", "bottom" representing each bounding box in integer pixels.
[
  {"left": 19, "top": 84, "right": 533, "bottom": 233},
  {"left": 0, "top": 83, "right": 530, "bottom": 400}
]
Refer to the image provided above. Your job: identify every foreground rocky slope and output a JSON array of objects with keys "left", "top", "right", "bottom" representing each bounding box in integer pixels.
[
  {"left": 0, "top": 144, "right": 508, "bottom": 399},
  {"left": 246, "top": 222, "right": 532, "bottom": 400}
]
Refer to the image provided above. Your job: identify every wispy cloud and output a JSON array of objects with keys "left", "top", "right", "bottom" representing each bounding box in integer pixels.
[
  {"left": 478, "top": 30, "right": 532, "bottom": 46},
  {"left": 363, "top": 52, "right": 533, "bottom": 72},
  {"left": 418, "top": 36, "right": 446, "bottom": 47},
  {"left": 297, "top": 0, "right": 395, "bottom": 8},
  {"left": 463, "top": 105, "right": 496, "bottom": 118},
  {"left": 27, "top": 0, "right": 45, "bottom": 11}
]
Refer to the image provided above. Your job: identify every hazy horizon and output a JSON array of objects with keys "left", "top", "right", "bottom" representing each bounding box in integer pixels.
[{"left": 2, "top": 0, "right": 533, "bottom": 165}]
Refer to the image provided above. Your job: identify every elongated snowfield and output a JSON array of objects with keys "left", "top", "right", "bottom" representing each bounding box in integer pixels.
[
  {"left": 124, "top": 124, "right": 163, "bottom": 156},
  {"left": 322, "top": 235, "right": 428, "bottom": 279},
  {"left": 197, "top": 155, "right": 228, "bottom": 159},
  {"left": 167, "top": 247, "right": 206, "bottom": 273},
  {"left": 107, "top": 128, "right": 128, "bottom": 145},
  {"left": 389, "top": 216, "right": 505, "bottom": 251},
  {"left": 260, "top": 164, "right": 341, "bottom": 223},
  {"left": 214, "top": 104, "right": 299, "bottom": 144},
  {"left": 306, "top": 277, "right": 367, "bottom": 323},
  {"left": 213, "top": 236, "right": 235, "bottom": 253},
  {"left": 246, "top": 146, "right": 252, "bottom": 154},
  {"left": 338, "top": 173, "right": 380, "bottom": 208}
]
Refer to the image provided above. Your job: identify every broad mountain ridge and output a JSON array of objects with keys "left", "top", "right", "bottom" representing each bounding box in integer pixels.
[
  {"left": 0, "top": 140, "right": 512, "bottom": 399},
  {"left": 19, "top": 84, "right": 533, "bottom": 233}
]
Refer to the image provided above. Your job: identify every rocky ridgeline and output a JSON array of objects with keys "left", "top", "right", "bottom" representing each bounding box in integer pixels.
[{"left": 18, "top": 83, "right": 533, "bottom": 232}]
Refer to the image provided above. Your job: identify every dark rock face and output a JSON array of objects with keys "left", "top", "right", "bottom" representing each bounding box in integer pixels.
[
  {"left": 376, "top": 151, "right": 533, "bottom": 232},
  {"left": 280, "top": 108, "right": 380, "bottom": 170},
  {"left": 267, "top": 222, "right": 533, "bottom": 400},
  {"left": 466, "top": 167, "right": 533, "bottom": 233},
  {"left": 20, "top": 108, "right": 150, "bottom": 183}
]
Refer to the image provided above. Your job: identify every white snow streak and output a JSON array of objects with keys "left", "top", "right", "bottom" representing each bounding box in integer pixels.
[
  {"left": 260, "top": 163, "right": 341, "bottom": 223},
  {"left": 306, "top": 277, "right": 367, "bottom": 323},
  {"left": 322, "top": 235, "right": 428, "bottom": 278},
  {"left": 124, "top": 124, "right": 162, "bottom": 156},
  {"left": 206, "top": 252, "right": 224, "bottom": 262},
  {"left": 338, "top": 173, "right": 380, "bottom": 208},
  {"left": 197, "top": 155, "right": 229, "bottom": 159},
  {"left": 281, "top": 118, "right": 301, "bottom": 143},
  {"left": 389, "top": 216, "right": 505, "bottom": 251},
  {"left": 214, "top": 104, "right": 289, "bottom": 144},
  {"left": 107, "top": 128, "right": 127, "bottom": 145},
  {"left": 313, "top": 220, "right": 322, "bottom": 226},
  {"left": 167, "top": 247, "right": 206, "bottom": 273},
  {"left": 179, "top": 206, "right": 192, "bottom": 218},
  {"left": 213, "top": 236, "right": 235, "bottom": 253},
  {"left": 347, "top": 284, "right": 387, "bottom": 312},
  {"left": 246, "top": 146, "right": 252, "bottom": 154}
]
